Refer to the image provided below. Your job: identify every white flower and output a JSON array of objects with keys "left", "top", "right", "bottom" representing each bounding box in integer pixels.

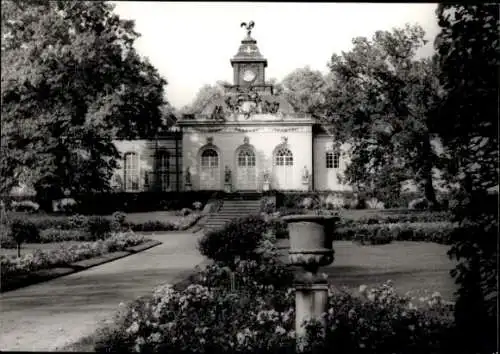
[
  {"left": 148, "top": 332, "right": 162, "bottom": 343},
  {"left": 126, "top": 322, "right": 140, "bottom": 335},
  {"left": 275, "top": 325, "right": 286, "bottom": 335},
  {"left": 236, "top": 332, "right": 246, "bottom": 345}
]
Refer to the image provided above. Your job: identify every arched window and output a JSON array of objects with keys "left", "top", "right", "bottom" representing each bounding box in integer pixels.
[
  {"left": 275, "top": 147, "right": 293, "bottom": 166},
  {"left": 156, "top": 150, "right": 170, "bottom": 191},
  {"left": 326, "top": 151, "right": 340, "bottom": 169},
  {"left": 201, "top": 149, "right": 219, "bottom": 168},
  {"left": 238, "top": 149, "right": 255, "bottom": 167},
  {"left": 124, "top": 152, "right": 139, "bottom": 191}
]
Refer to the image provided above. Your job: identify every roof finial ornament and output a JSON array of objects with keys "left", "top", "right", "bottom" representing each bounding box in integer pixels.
[{"left": 240, "top": 21, "right": 255, "bottom": 37}]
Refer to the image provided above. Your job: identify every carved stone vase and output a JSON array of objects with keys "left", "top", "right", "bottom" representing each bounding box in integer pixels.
[{"left": 281, "top": 214, "right": 339, "bottom": 348}]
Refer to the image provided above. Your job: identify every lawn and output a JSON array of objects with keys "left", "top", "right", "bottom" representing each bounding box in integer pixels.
[{"left": 279, "top": 240, "right": 457, "bottom": 301}]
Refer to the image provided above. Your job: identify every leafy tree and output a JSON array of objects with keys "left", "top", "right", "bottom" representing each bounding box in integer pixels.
[
  {"left": 281, "top": 66, "right": 331, "bottom": 117},
  {"left": 1, "top": 0, "right": 167, "bottom": 201},
  {"left": 435, "top": 4, "right": 499, "bottom": 352},
  {"left": 324, "top": 24, "right": 443, "bottom": 207},
  {"left": 266, "top": 77, "right": 284, "bottom": 96},
  {"left": 180, "top": 81, "right": 229, "bottom": 115}
]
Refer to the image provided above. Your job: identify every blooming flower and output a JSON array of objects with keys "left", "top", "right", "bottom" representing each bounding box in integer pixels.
[
  {"left": 275, "top": 325, "right": 286, "bottom": 335},
  {"left": 126, "top": 322, "right": 139, "bottom": 335}
]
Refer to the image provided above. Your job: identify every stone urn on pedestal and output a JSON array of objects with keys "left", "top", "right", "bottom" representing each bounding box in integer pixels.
[{"left": 281, "top": 213, "right": 339, "bottom": 350}]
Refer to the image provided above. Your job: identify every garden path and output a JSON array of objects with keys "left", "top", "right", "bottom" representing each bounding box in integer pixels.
[{"left": 0, "top": 230, "right": 208, "bottom": 351}]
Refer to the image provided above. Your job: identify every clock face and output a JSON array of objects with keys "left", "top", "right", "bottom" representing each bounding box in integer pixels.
[{"left": 242, "top": 69, "right": 256, "bottom": 83}]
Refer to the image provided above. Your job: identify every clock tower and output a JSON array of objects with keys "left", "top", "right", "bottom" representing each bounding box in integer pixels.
[{"left": 230, "top": 21, "right": 269, "bottom": 90}]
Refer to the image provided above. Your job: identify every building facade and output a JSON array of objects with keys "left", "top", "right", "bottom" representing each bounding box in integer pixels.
[{"left": 111, "top": 24, "right": 350, "bottom": 193}]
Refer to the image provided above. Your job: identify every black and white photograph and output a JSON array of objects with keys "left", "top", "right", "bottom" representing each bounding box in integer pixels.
[{"left": 0, "top": 1, "right": 498, "bottom": 352}]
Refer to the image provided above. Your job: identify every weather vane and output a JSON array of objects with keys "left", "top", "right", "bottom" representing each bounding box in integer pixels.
[{"left": 240, "top": 21, "right": 255, "bottom": 37}]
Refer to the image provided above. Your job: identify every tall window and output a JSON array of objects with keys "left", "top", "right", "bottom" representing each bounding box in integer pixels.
[
  {"left": 156, "top": 150, "right": 170, "bottom": 191},
  {"left": 201, "top": 149, "right": 219, "bottom": 168},
  {"left": 238, "top": 149, "right": 256, "bottom": 167},
  {"left": 326, "top": 151, "right": 340, "bottom": 169},
  {"left": 275, "top": 147, "right": 293, "bottom": 166},
  {"left": 124, "top": 152, "right": 139, "bottom": 191}
]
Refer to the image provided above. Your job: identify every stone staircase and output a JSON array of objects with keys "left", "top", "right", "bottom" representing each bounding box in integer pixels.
[{"left": 203, "top": 193, "right": 262, "bottom": 232}]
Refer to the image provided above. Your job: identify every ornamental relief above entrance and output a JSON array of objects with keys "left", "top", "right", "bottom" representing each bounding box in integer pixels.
[{"left": 185, "top": 126, "right": 311, "bottom": 134}]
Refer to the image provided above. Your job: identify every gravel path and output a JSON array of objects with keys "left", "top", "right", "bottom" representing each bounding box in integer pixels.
[{"left": 0, "top": 231, "right": 207, "bottom": 351}]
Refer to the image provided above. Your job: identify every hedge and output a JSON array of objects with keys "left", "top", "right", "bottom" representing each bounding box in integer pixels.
[
  {"left": 73, "top": 191, "right": 224, "bottom": 214},
  {"left": 335, "top": 222, "right": 457, "bottom": 245}
]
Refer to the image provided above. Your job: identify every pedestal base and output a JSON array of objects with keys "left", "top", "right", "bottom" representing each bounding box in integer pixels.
[
  {"left": 295, "top": 282, "right": 329, "bottom": 349},
  {"left": 262, "top": 182, "right": 270, "bottom": 191},
  {"left": 224, "top": 183, "right": 232, "bottom": 193}
]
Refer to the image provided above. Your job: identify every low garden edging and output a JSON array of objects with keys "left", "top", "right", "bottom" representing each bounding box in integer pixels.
[{"left": 0, "top": 232, "right": 161, "bottom": 293}]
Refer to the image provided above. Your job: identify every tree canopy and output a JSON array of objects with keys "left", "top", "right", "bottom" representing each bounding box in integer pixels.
[
  {"left": 434, "top": 5, "right": 499, "bottom": 352},
  {"left": 281, "top": 66, "right": 332, "bottom": 117},
  {"left": 1, "top": 0, "right": 168, "bottom": 198},
  {"left": 324, "top": 24, "right": 443, "bottom": 206}
]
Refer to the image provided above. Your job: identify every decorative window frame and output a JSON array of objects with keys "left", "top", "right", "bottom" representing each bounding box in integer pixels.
[
  {"left": 156, "top": 149, "right": 170, "bottom": 191},
  {"left": 326, "top": 150, "right": 340, "bottom": 169}
]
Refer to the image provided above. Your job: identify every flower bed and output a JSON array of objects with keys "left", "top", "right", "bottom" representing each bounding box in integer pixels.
[
  {"left": 0, "top": 232, "right": 149, "bottom": 281},
  {"left": 96, "top": 274, "right": 456, "bottom": 353}
]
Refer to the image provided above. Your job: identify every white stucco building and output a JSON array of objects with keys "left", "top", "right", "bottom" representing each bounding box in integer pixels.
[{"left": 111, "top": 25, "right": 350, "bottom": 193}]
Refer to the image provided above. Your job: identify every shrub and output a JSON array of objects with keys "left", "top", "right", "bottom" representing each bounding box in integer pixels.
[
  {"left": 260, "top": 197, "right": 276, "bottom": 214},
  {"left": 10, "top": 219, "right": 40, "bottom": 243},
  {"left": 39, "top": 228, "right": 92, "bottom": 243},
  {"left": 94, "top": 277, "right": 456, "bottom": 354},
  {"left": 126, "top": 220, "right": 176, "bottom": 232},
  {"left": 323, "top": 193, "right": 345, "bottom": 210},
  {"left": 408, "top": 197, "right": 429, "bottom": 210},
  {"left": 86, "top": 216, "right": 112, "bottom": 240},
  {"left": 267, "top": 218, "right": 289, "bottom": 239},
  {"left": 67, "top": 214, "right": 89, "bottom": 229},
  {"left": 11, "top": 200, "right": 40, "bottom": 213},
  {"left": 304, "top": 281, "right": 456, "bottom": 354},
  {"left": 336, "top": 222, "right": 457, "bottom": 245},
  {"left": 54, "top": 198, "right": 77, "bottom": 214},
  {"left": 179, "top": 208, "right": 192, "bottom": 216},
  {"left": 172, "top": 213, "right": 202, "bottom": 231},
  {"left": 365, "top": 197, "right": 385, "bottom": 209},
  {"left": 277, "top": 207, "right": 307, "bottom": 216},
  {"left": 0, "top": 224, "right": 16, "bottom": 248},
  {"left": 198, "top": 214, "right": 269, "bottom": 268},
  {"left": 94, "top": 283, "right": 296, "bottom": 354},
  {"left": 112, "top": 211, "right": 127, "bottom": 226}
]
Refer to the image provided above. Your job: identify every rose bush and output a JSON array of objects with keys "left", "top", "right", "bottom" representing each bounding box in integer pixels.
[{"left": 96, "top": 278, "right": 457, "bottom": 353}]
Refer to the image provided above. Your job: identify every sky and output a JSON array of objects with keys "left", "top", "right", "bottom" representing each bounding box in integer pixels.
[{"left": 111, "top": 2, "right": 440, "bottom": 109}]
